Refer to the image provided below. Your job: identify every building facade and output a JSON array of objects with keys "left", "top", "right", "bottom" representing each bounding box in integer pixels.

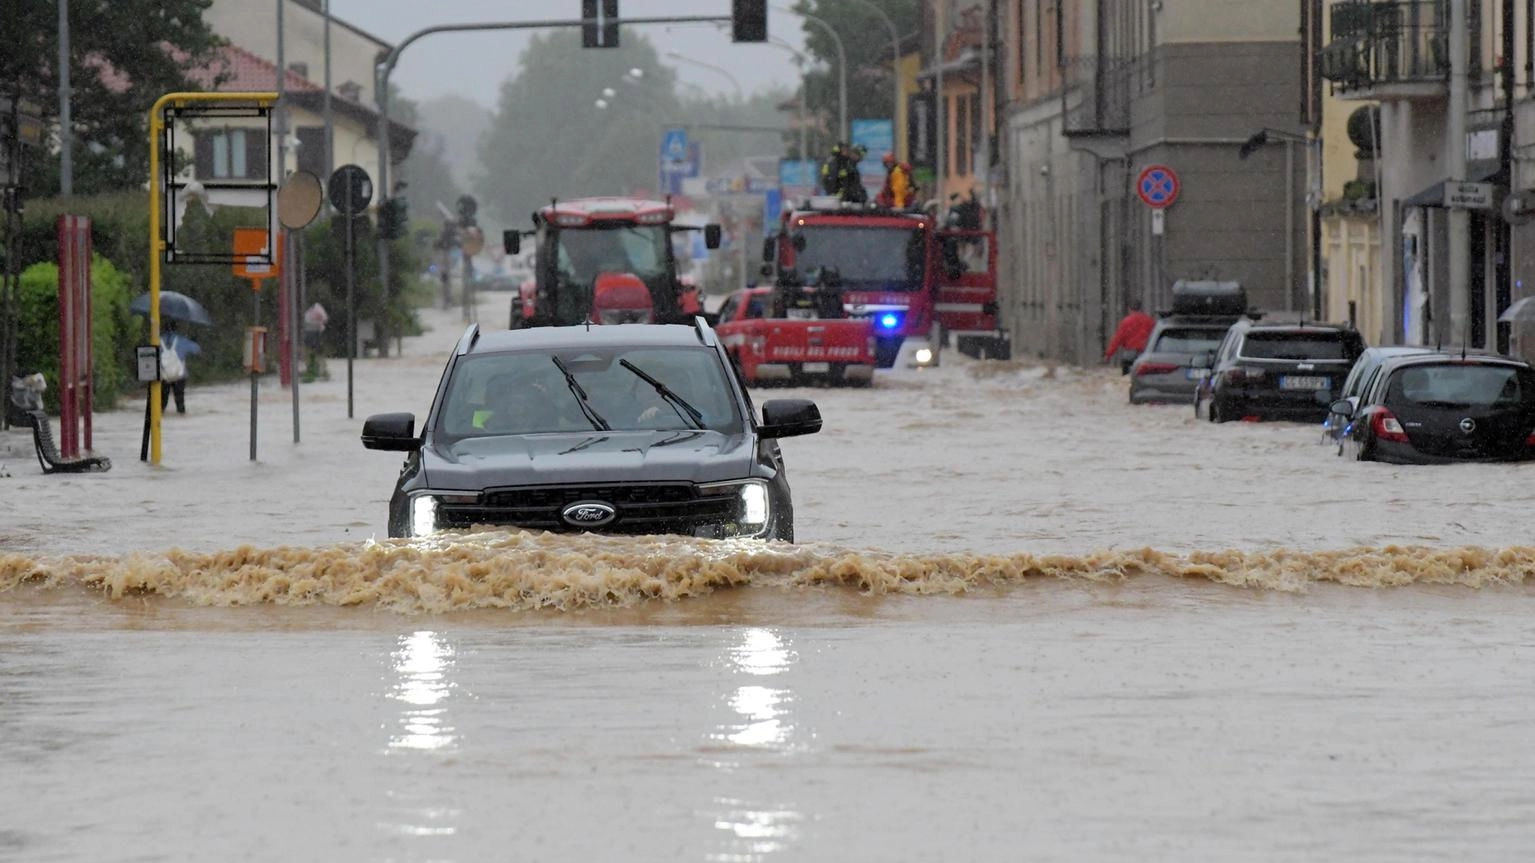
[{"left": 992, "top": 0, "right": 1308, "bottom": 364}]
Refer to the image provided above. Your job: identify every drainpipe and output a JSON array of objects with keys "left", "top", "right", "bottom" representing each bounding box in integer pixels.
[{"left": 1448, "top": 0, "right": 1470, "bottom": 347}]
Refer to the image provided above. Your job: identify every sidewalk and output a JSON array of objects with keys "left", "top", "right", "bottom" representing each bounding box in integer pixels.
[{"left": 0, "top": 294, "right": 495, "bottom": 556}]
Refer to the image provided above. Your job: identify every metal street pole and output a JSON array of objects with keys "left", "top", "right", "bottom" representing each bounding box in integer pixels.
[
  {"left": 323, "top": 0, "right": 333, "bottom": 181},
  {"left": 57, "top": 0, "right": 71, "bottom": 196},
  {"left": 277, "top": 0, "right": 301, "bottom": 443},
  {"left": 373, "top": 15, "right": 732, "bottom": 339},
  {"left": 936, "top": 10, "right": 946, "bottom": 211},
  {"left": 1448, "top": 0, "right": 1470, "bottom": 346}
]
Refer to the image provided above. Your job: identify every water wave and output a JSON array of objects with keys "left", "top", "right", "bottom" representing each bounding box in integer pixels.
[{"left": 1, "top": 530, "right": 1530, "bottom": 613}]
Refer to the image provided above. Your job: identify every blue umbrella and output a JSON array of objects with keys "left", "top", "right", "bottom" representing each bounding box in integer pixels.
[
  {"left": 129, "top": 291, "right": 213, "bottom": 326},
  {"left": 162, "top": 333, "right": 201, "bottom": 358}
]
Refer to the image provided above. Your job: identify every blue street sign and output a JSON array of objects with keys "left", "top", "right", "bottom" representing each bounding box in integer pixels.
[
  {"left": 851, "top": 118, "right": 894, "bottom": 178},
  {"left": 659, "top": 141, "right": 701, "bottom": 196},
  {"left": 763, "top": 188, "right": 783, "bottom": 226},
  {"left": 661, "top": 128, "right": 688, "bottom": 163}
]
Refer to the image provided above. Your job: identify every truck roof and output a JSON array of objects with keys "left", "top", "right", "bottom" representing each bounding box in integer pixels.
[
  {"left": 783, "top": 197, "right": 932, "bottom": 231},
  {"left": 537, "top": 197, "right": 674, "bottom": 227}
]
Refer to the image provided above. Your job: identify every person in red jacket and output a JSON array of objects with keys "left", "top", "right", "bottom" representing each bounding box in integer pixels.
[{"left": 1104, "top": 300, "right": 1155, "bottom": 373}]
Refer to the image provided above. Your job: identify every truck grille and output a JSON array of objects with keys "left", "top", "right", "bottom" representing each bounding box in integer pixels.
[{"left": 436, "top": 483, "right": 738, "bottom": 534}]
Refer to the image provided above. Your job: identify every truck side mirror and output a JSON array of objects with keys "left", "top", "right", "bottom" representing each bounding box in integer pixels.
[
  {"left": 761, "top": 237, "right": 775, "bottom": 263},
  {"left": 704, "top": 224, "right": 722, "bottom": 249},
  {"left": 503, "top": 230, "right": 520, "bottom": 256}
]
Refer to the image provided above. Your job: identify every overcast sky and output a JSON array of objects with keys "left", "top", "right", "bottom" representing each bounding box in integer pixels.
[{"left": 329, "top": 0, "right": 809, "bottom": 108}]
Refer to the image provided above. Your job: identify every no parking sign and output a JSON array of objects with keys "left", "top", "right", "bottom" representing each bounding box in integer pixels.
[{"left": 1136, "top": 165, "right": 1179, "bottom": 209}]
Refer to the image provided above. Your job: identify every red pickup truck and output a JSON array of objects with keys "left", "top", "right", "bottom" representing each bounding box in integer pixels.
[{"left": 714, "top": 287, "right": 876, "bottom": 386}]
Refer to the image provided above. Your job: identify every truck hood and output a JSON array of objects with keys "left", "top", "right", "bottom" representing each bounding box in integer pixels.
[{"left": 421, "top": 429, "right": 757, "bottom": 490}]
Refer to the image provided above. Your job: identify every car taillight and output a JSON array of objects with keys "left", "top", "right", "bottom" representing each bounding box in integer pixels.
[
  {"left": 1371, "top": 410, "right": 1409, "bottom": 443},
  {"left": 1525, "top": 430, "right": 1535, "bottom": 447},
  {"left": 1226, "top": 367, "right": 1266, "bottom": 383},
  {"left": 1134, "top": 362, "right": 1179, "bottom": 376}
]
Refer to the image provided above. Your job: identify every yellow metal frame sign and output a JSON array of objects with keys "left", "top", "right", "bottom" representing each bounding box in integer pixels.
[{"left": 147, "top": 91, "right": 277, "bottom": 465}]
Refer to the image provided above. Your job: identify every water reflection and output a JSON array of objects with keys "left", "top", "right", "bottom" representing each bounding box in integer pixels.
[
  {"left": 706, "top": 628, "right": 803, "bottom": 862},
  {"left": 388, "top": 630, "right": 457, "bottom": 752}
]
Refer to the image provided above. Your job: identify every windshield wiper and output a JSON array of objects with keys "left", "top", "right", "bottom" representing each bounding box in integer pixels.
[
  {"left": 619, "top": 359, "right": 705, "bottom": 430},
  {"left": 551, "top": 356, "right": 611, "bottom": 431}
]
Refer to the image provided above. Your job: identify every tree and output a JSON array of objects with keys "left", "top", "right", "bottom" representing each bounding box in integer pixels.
[
  {"left": 791, "top": 0, "right": 918, "bottom": 154},
  {"left": 475, "top": 30, "right": 683, "bottom": 225},
  {"left": 3, "top": 0, "right": 224, "bottom": 196}
]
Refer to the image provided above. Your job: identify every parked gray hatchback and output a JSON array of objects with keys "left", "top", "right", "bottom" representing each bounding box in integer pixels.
[{"left": 1128, "top": 281, "right": 1249, "bottom": 404}]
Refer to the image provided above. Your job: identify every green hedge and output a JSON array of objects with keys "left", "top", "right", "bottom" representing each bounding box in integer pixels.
[
  {"left": 14, "top": 257, "right": 135, "bottom": 412},
  {"left": 8, "top": 193, "right": 426, "bottom": 405}
]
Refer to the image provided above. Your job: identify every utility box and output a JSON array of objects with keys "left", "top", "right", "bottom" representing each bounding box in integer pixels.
[{"left": 243, "top": 326, "right": 267, "bottom": 373}]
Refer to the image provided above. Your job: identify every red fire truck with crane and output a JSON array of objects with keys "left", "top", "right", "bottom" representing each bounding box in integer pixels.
[
  {"left": 503, "top": 197, "right": 720, "bottom": 329},
  {"left": 760, "top": 196, "right": 1009, "bottom": 368}
]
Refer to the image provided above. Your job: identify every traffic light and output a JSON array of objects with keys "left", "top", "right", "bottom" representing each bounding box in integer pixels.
[
  {"left": 582, "top": 0, "right": 619, "bottom": 48},
  {"left": 732, "top": 0, "right": 766, "bottom": 42},
  {"left": 378, "top": 197, "right": 408, "bottom": 240},
  {"left": 456, "top": 194, "right": 478, "bottom": 227}
]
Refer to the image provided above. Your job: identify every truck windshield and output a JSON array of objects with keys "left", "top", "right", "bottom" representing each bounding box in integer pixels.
[
  {"left": 792, "top": 226, "right": 924, "bottom": 291},
  {"left": 556, "top": 224, "right": 670, "bottom": 285},
  {"left": 436, "top": 346, "right": 743, "bottom": 441}
]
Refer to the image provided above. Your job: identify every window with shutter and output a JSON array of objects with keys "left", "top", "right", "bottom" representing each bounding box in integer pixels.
[
  {"left": 245, "top": 129, "right": 269, "bottom": 180},
  {"left": 194, "top": 133, "right": 214, "bottom": 178}
]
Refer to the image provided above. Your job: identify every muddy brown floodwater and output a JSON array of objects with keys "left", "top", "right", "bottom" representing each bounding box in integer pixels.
[{"left": 3, "top": 296, "right": 1533, "bottom": 861}]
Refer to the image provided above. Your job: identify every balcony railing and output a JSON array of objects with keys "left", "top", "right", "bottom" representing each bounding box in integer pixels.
[
  {"left": 1319, "top": 1, "right": 1448, "bottom": 93},
  {"left": 1060, "top": 56, "right": 1132, "bottom": 137}
]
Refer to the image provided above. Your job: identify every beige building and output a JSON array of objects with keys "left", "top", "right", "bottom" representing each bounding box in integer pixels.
[
  {"left": 996, "top": 0, "right": 1307, "bottom": 364},
  {"left": 203, "top": 0, "right": 412, "bottom": 185}
]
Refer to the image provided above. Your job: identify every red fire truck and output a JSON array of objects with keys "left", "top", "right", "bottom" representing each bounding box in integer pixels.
[
  {"left": 714, "top": 286, "right": 876, "bottom": 386},
  {"left": 761, "top": 197, "right": 1008, "bottom": 367},
  {"left": 505, "top": 197, "right": 719, "bottom": 328}
]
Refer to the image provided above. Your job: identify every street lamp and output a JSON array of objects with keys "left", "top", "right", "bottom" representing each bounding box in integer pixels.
[
  {"left": 841, "top": 0, "right": 902, "bottom": 144},
  {"left": 664, "top": 52, "right": 744, "bottom": 103},
  {"left": 1239, "top": 128, "right": 1322, "bottom": 320},
  {"left": 766, "top": 37, "right": 811, "bottom": 162},
  {"left": 772, "top": 5, "right": 847, "bottom": 142}
]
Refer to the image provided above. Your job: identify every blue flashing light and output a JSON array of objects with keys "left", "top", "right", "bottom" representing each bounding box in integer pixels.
[{"left": 879, "top": 313, "right": 900, "bottom": 330}]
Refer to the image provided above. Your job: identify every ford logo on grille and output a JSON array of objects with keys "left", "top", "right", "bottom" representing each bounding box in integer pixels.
[
  {"left": 1459, "top": 418, "right": 1477, "bottom": 434},
  {"left": 561, "top": 501, "right": 616, "bottom": 528}
]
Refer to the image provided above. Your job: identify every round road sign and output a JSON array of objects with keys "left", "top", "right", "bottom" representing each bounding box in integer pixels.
[
  {"left": 1136, "top": 165, "right": 1179, "bottom": 209},
  {"left": 327, "top": 164, "right": 374, "bottom": 216}
]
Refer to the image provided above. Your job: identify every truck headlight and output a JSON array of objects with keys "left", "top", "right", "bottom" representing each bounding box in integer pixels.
[
  {"left": 915, "top": 347, "right": 934, "bottom": 365},
  {"left": 409, "top": 494, "right": 438, "bottom": 537},
  {"left": 699, "top": 479, "right": 771, "bottom": 537}
]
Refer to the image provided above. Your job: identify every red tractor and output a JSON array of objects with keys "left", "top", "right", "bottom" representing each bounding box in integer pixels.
[{"left": 505, "top": 197, "right": 719, "bottom": 328}]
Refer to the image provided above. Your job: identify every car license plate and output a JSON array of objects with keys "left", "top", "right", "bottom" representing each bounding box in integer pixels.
[
  {"left": 1186, "top": 368, "right": 1209, "bottom": 380},
  {"left": 1280, "top": 375, "right": 1329, "bottom": 390},
  {"left": 802, "top": 362, "right": 830, "bottom": 373}
]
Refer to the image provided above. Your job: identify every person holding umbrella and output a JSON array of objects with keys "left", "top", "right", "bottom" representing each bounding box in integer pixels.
[
  {"left": 159, "top": 322, "right": 200, "bottom": 414},
  {"left": 130, "top": 290, "right": 211, "bottom": 414}
]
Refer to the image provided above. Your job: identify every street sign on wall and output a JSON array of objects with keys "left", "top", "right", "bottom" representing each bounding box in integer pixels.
[
  {"left": 1446, "top": 181, "right": 1494, "bottom": 210},
  {"left": 1136, "top": 164, "right": 1179, "bottom": 209}
]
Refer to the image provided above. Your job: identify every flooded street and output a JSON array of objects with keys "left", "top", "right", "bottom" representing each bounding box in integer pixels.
[{"left": 3, "top": 299, "right": 1534, "bottom": 861}]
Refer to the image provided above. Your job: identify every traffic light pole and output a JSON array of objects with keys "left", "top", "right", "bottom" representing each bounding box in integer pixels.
[{"left": 373, "top": 14, "right": 731, "bottom": 328}]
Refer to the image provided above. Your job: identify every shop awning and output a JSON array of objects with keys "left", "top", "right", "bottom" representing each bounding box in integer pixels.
[{"left": 1403, "top": 162, "right": 1502, "bottom": 208}]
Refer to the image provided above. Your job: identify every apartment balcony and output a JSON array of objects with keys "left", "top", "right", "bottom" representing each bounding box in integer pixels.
[
  {"left": 1060, "top": 56, "right": 1131, "bottom": 138},
  {"left": 1319, "top": 1, "right": 1448, "bottom": 100}
]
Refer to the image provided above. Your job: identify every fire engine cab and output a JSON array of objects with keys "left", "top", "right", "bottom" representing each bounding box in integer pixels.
[
  {"left": 505, "top": 197, "right": 719, "bottom": 329},
  {"left": 762, "top": 197, "right": 1009, "bottom": 367}
]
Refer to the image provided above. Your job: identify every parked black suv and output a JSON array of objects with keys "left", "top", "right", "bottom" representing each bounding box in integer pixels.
[
  {"left": 362, "top": 321, "right": 821, "bottom": 541},
  {"left": 1193, "top": 318, "right": 1366, "bottom": 423}
]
